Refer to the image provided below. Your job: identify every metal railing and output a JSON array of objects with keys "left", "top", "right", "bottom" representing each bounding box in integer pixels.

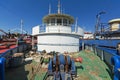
[{"left": 39, "top": 24, "right": 81, "bottom": 34}]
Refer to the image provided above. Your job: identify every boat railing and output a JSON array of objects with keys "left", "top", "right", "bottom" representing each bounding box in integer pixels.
[
  {"left": 82, "top": 39, "right": 120, "bottom": 80},
  {"left": 38, "top": 24, "right": 84, "bottom": 36}
]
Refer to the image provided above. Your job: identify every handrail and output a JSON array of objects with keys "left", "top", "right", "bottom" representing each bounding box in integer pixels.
[{"left": 83, "top": 40, "right": 120, "bottom": 48}]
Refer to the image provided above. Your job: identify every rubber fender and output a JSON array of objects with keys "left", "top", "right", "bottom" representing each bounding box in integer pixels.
[
  {"left": 71, "top": 60, "right": 76, "bottom": 75},
  {"left": 48, "top": 59, "right": 53, "bottom": 75},
  {"left": 48, "top": 59, "right": 52, "bottom": 70},
  {"left": 59, "top": 54, "right": 65, "bottom": 65},
  {"left": 0, "top": 57, "right": 6, "bottom": 80},
  {"left": 53, "top": 55, "right": 56, "bottom": 64},
  {"left": 53, "top": 72, "right": 60, "bottom": 80},
  {"left": 67, "top": 55, "right": 71, "bottom": 65},
  {"left": 111, "top": 56, "right": 120, "bottom": 80}
]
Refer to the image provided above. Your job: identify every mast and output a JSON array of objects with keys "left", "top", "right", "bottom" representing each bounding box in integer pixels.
[
  {"left": 58, "top": 0, "right": 61, "bottom": 14},
  {"left": 75, "top": 18, "right": 78, "bottom": 33},
  {"left": 21, "top": 19, "right": 23, "bottom": 34}
]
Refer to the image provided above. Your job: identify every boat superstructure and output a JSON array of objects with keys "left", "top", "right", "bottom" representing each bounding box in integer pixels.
[{"left": 32, "top": 0, "right": 84, "bottom": 53}]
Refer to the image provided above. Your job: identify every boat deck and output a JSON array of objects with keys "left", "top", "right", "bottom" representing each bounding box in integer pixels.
[
  {"left": 74, "top": 50, "right": 111, "bottom": 80},
  {"left": 5, "top": 50, "right": 112, "bottom": 80}
]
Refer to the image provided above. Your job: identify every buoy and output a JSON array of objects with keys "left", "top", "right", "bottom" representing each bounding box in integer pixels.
[
  {"left": 78, "top": 57, "right": 83, "bottom": 63},
  {"left": 75, "top": 57, "right": 83, "bottom": 63},
  {"left": 75, "top": 58, "right": 79, "bottom": 62}
]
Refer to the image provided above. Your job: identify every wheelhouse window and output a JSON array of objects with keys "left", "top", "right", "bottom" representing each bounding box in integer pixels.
[
  {"left": 69, "top": 20, "right": 71, "bottom": 25},
  {"left": 46, "top": 20, "right": 50, "bottom": 26},
  {"left": 57, "top": 19, "right": 62, "bottom": 25},
  {"left": 51, "top": 18, "right": 55, "bottom": 25},
  {"left": 63, "top": 19, "right": 67, "bottom": 26}
]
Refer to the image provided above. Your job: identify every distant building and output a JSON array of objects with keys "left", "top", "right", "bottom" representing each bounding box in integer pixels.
[{"left": 84, "top": 32, "right": 94, "bottom": 39}]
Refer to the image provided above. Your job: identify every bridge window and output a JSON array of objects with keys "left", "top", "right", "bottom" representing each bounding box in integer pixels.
[
  {"left": 51, "top": 18, "right": 55, "bottom": 25},
  {"left": 57, "top": 19, "right": 62, "bottom": 25},
  {"left": 46, "top": 20, "right": 50, "bottom": 26},
  {"left": 63, "top": 19, "right": 68, "bottom": 26}
]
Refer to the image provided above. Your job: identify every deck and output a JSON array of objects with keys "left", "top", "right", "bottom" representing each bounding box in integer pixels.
[
  {"left": 74, "top": 50, "right": 111, "bottom": 80},
  {"left": 5, "top": 50, "right": 112, "bottom": 80}
]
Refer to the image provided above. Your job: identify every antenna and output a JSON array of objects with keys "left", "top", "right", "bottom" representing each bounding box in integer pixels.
[
  {"left": 49, "top": 4, "right": 51, "bottom": 14},
  {"left": 75, "top": 18, "right": 78, "bottom": 26},
  {"left": 21, "top": 19, "right": 23, "bottom": 34},
  {"left": 58, "top": 0, "right": 61, "bottom": 14},
  {"left": 75, "top": 18, "right": 78, "bottom": 33}
]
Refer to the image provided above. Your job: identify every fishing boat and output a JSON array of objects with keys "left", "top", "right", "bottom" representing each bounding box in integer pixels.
[{"left": 0, "top": 0, "right": 120, "bottom": 80}]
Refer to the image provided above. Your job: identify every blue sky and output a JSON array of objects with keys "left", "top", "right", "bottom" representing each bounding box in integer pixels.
[{"left": 0, "top": 0, "right": 120, "bottom": 34}]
